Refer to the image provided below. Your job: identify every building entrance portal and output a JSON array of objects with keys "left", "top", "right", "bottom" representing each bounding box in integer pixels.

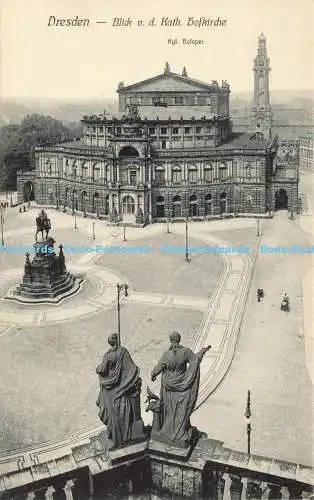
[
  {"left": 275, "top": 189, "right": 288, "bottom": 210},
  {"left": 23, "top": 181, "right": 35, "bottom": 202},
  {"left": 121, "top": 195, "right": 135, "bottom": 222}
]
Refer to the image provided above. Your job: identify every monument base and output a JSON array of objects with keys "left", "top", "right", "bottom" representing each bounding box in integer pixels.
[
  {"left": 5, "top": 274, "right": 84, "bottom": 304},
  {"left": 148, "top": 428, "right": 201, "bottom": 461}
]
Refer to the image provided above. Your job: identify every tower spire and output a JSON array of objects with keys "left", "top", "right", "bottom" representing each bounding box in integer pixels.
[{"left": 249, "top": 33, "right": 272, "bottom": 139}]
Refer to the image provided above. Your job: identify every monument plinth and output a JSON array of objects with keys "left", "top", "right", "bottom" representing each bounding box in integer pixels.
[{"left": 5, "top": 211, "right": 83, "bottom": 304}]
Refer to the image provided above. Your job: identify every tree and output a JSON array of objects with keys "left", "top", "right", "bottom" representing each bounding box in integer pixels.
[{"left": 0, "top": 114, "right": 80, "bottom": 190}]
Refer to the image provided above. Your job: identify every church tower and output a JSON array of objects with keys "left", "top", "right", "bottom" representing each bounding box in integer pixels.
[{"left": 250, "top": 33, "right": 272, "bottom": 139}]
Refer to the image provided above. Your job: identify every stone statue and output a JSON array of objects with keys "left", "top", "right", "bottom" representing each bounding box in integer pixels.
[
  {"left": 150, "top": 332, "right": 211, "bottom": 448},
  {"left": 96, "top": 333, "right": 146, "bottom": 449}
]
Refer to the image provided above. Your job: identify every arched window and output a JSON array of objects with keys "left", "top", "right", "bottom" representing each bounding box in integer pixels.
[
  {"left": 204, "top": 164, "right": 213, "bottom": 182},
  {"left": 171, "top": 166, "right": 181, "bottom": 184},
  {"left": 82, "top": 161, "right": 88, "bottom": 179},
  {"left": 122, "top": 195, "right": 135, "bottom": 214},
  {"left": 81, "top": 191, "right": 88, "bottom": 212},
  {"left": 189, "top": 194, "right": 198, "bottom": 217},
  {"left": 172, "top": 195, "right": 181, "bottom": 217},
  {"left": 119, "top": 146, "right": 139, "bottom": 158},
  {"left": 156, "top": 195, "right": 165, "bottom": 217},
  {"left": 204, "top": 194, "right": 212, "bottom": 215}
]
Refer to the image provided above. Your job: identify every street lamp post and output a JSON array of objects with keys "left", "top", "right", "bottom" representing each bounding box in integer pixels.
[
  {"left": 123, "top": 224, "right": 126, "bottom": 241},
  {"left": 185, "top": 217, "right": 190, "bottom": 262},
  {"left": 257, "top": 218, "right": 260, "bottom": 237},
  {"left": 0, "top": 205, "right": 4, "bottom": 245},
  {"left": 166, "top": 218, "right": 170, "bottom": 233},
  {"left": 92, "top": 222, "right": 95, "bottom": 240},
  {"left": 244, "top": 390, "right": 252, "bottom": 455},
  {"left": 74, "top": 213, "right": 77, "bottom": 229},
  {"left": 117, "top": 283, "right": 129, "bottom": 346}
]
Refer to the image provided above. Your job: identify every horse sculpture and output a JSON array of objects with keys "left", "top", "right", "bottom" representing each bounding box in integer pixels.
[{"left": 35, "top": 210, "right": 51, "bottom": 242}]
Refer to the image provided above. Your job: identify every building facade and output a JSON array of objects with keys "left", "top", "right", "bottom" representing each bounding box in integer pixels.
[
  {"left": 17, "top": 36, "right": 299, "bottom": 221},
  {"left": 299, "top": 136, "right": 314, "bottom": 169}
]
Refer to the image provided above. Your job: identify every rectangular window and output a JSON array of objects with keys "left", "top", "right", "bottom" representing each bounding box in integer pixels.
[
  {"left": 130, "top": 170, "right": 137, "bottom": 185},
  {"left": 155, "top": 170, "right": 165, "bottom": 184},
  {"left": 161, "top": 140, "right": 167, "bottom": 149},
  {"left": 172, "top": 170, "right": 181, "bottom": 183},
  {"left": 161, "top": 128, "right": 167, "bottom": 135},
  {"left": 92, "top": 126, "right": 96, "bottom": 133},
  {"left": 184, "top": 127, "right": 190, "bottom": 134},
  {"left": 196, "top": 127, "right": 202, "bottom": 134},
  {"left": 107, "top": 127, "right": 112, "bottom": 133},
  {"left": 172, "top": 128, "right": 179, "bottom": 134},
  {"left": 99, "top": 126, "right": 103, "bottom": 133},
  {"left": 174, "top": 96, "right": 184, "bottom": 105},
  {"left": 204, "top": 168, "right": 213, "bottom": 181},
  {"left": 117, "top": 127, "right": 122, "bottom": 134},
  {"left": 188, "top": 169, "right": 197, "bottom": 182},
  {"left": 149, "top": 128, "right": 155, "bottom": 135}
]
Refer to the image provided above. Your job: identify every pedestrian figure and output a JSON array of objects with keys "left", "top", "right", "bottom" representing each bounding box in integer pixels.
[
  {"left": 23, "top": 205, "right": 26, "bottom": 212},
  {"left": 19, "top": 206, "right": 22, "bottom": 213}
]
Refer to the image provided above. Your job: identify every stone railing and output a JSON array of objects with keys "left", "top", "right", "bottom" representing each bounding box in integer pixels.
[{"left": 0, "top": 433, "right": 312, "bottom": 499}]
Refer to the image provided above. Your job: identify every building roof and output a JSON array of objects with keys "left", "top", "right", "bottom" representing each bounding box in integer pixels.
[
  {"left": 215, "top": 133, "right": 271, "bottom": 151},
  {"left": 117, "top": 72, "right": 229, "bottom": 94}
]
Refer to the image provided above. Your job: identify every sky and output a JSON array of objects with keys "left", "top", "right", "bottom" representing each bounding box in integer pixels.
[{"left": 1, "top": 0, "right": 314, "bottom": 100}]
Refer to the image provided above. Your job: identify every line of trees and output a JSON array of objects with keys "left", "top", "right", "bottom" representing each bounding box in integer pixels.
[{"left": 0, "top": 114, "right": 82, "bottom": 191}]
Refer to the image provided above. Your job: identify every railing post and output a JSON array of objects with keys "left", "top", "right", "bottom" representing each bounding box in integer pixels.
[
  {"left": 229, "top": 474, "right": 243, "bottom": 500},
  {"left": 63, "top": 479, "right": 75, "bottom": 500},
  {"left": 246, "top": 480, "right": 262, "bottom": 499},
  {"left": 45, "top": 486, "right": 56, "bottom": 500},
  {"left": 267, "top": 483, "right": 282, "bottom": 499}
]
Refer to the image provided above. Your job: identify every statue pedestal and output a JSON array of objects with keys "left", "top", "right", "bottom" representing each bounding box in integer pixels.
[
  {"left": 5, "top": 237, "right": 84, "bottom": 304},
  {"left": 77, "top": 430, "right": 147, "bottom": 466},
  {"left": 148, "top": 428, "right": 200, "bottom": 462}
]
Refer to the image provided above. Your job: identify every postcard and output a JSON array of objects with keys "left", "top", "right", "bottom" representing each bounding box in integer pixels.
[{"left": 0, "top": 0, "right": 313, "bottom": 498}]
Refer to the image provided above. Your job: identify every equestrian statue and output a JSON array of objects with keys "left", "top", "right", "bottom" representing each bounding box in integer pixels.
[{"left": 35, "top": 209, "right": 51, "bottom": 242}]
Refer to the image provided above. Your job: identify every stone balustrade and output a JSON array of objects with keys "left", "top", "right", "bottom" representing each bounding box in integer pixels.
[{"left": 0, "top": 434, "right": 312, "bottom": 499}]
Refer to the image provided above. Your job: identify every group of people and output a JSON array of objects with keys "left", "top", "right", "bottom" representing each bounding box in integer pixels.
[
  {"left": 257, "top": 288, "right": 290, "bottom": 311},
  {"left": 96, "top": 332, "right": 210, "bottom": 450},
  {"left": 0, "top": 201, "right": 9, "bottom": 209}
]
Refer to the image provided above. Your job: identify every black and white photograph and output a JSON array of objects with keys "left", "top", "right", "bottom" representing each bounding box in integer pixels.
[{"left": 0, "top": 0, "right": 313, "bottom": 498}]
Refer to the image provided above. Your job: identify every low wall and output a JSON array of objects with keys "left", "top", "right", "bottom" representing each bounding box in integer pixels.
[{"left": 0, "top": 432, "right": 313, "bottom": 499}]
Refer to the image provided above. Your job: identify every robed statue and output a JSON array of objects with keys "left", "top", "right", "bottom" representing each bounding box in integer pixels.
[
  {"left": 96, "top": 333, "right": 146, "bottom": 449},
  {"left": 150, "top": 332, "right": 210, "bottom": 448}
]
